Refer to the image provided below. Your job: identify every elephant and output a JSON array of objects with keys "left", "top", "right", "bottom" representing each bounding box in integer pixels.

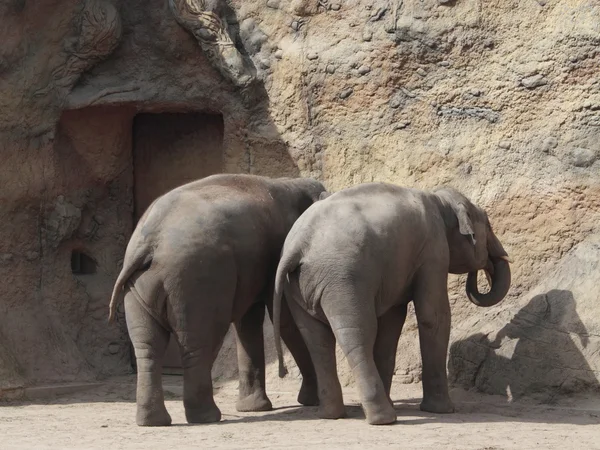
[
  {"left": 108, "top": 174, "right": 326, "bottom": 426},
  {"left": 273, "top": 182, "right": 511, "bottom": 425}
]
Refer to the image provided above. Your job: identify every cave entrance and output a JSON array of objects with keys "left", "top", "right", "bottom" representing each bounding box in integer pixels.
[{"left": 132, "top": 112, "right": 225, "bottom": 372}]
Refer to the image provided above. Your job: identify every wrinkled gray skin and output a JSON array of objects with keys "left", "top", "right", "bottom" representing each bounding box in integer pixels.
[
  {"left": 109, "top": 174, "right": 326, "bottom": 426},
  {"left": 274, "top": 183, "right": 511, "bottom": 425}
]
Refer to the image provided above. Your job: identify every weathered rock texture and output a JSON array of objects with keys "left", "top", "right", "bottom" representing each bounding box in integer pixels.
[{"left": 1, "top": 0, "right": 599, "bottom": 399}]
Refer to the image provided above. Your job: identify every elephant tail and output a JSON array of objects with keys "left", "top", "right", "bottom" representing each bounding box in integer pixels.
[
  {"left": 273, "top": 250, "right": 301, "bottom": 379},
  {"left": 108, "top": 242, "right": 152, "bottom": 323}
]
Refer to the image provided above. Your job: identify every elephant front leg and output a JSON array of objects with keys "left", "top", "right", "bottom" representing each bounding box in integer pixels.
[
  {"left": 413, "top": 270, "right": 455, "bottom": 414},
  {"left": 125, "top": 293, "right": 172, "bottom": 427},
  {"left": 234, "top": 301, "right": 273, "bottom": 412},
  {"left": 373, "top": 304, "right": 407, "bottom": 399}
]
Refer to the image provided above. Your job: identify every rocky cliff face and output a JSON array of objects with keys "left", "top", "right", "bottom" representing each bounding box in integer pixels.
[
  {"left": 1, "top": 0, "right": 599, "bottom": 399},
  {"left": 449, "top": 235, "right": 600, "bottom": 400}
]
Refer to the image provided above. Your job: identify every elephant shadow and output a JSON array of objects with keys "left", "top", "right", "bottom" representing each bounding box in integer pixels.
[{"left": 448, "top": 289, "right": 600, "bottom": 404}]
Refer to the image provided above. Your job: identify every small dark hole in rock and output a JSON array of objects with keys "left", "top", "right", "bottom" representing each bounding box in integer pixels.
[{"left": 71, "top": 250, "right": 97, "bottom": 275}]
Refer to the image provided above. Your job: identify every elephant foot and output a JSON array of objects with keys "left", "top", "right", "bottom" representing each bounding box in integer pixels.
[
  {"left": 136, "top": 406, "right": 172, "bottom": 427},
  {"left": 363, "top": 401, "right": 397, "bottom": 425},
  {"left": 318, "top": 402, "right": 346, "bottom": 420},
  {"left": 185, "top": 404, "right": 222, "bottom": 424},
  {"left": 236, "top": 391, "right": 273, "bottom": 412},
  {"left": 420, "top": 397, "right": 455, "bottom": 414},
  {"left": 297, "top": 379, "right": 319, "bottom": 406}
]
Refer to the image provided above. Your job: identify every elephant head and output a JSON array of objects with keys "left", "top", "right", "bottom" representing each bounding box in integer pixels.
[{"left": 434, "top": 187, "right": 511, "bottom": 307}]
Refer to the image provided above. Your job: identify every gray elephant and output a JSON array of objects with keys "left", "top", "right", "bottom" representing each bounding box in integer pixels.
[
  {"left": 109, "top": 174, "right": 325, "bottom": 426},
  {"left": 273, "top": 183, "right": 511, "bottom": 425}
]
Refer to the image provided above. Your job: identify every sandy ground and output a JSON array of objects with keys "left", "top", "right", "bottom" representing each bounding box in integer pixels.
[{"left": 1, "top": 375, "right": 600, "bottom": 449}]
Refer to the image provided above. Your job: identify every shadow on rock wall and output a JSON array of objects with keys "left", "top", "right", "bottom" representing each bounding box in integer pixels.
[{"left": 449, "top": 289, "right": 600, "bottom": 402}]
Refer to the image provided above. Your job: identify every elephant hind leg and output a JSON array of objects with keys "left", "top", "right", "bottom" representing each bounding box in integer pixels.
[
  {"left": 234, "top": 301, "right": 273, "bottom": 412},
  {"left": 167, "top": 258, "right": 236, "bottom": 424},
  {"left": 179, "top": 347, "right": 225, "bottom": 423},
  {"left": 174, "top": 316, "right": 230, "bottom": 425},
  {"left": 374, "top": 304, "right": 407, "bottom": 400},
  {"left": 125, "top": 291, "right": 172, "bottom": 427},
  {"left": 286, "top": 296, "right": 345, "bottom": 419},
  {"left": 266, "top": 291, "right": 319, "bottom": 407},
  {"left": 322, "top": 291, "right": 397, "bottom": 425}
]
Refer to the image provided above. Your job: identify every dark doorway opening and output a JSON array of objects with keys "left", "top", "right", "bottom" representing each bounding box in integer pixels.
[
  {"left": 71, "top": 251, "right": 97, "bottom": 275},
  {"left": 131, "top": 111, "right": 225, "bottom": 372},
  {"left": 132, "top": 112, "right": 225, "bottom": 218}
]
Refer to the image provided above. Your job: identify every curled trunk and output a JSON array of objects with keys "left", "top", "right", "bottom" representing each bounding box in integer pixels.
[{"left": 466, "top": 256, "right": 511, "bottom": 307}]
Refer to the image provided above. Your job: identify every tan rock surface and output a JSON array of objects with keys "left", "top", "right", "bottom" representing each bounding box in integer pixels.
[{"left": 1, "top": 0, "right": 599, "bottom": 403}]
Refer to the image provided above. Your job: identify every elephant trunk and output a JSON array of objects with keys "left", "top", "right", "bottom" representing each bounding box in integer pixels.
[
  {"left": 465, "top": 230, "right": 511, "bottom": 307},
  {"left": 466, "top": 257, "right": 511, "bottom": 307}
]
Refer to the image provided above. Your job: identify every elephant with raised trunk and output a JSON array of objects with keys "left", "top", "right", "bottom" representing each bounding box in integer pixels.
[
  {"left": 273, "top": 183, "right": 511, "bottom": 425},
  {"left": 109, "top": 174, "right": 326, "bottom": 426}
]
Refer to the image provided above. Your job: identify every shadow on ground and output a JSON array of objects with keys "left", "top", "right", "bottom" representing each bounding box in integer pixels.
[{"left": 6, "top": 375, "right": 599, "bottom": 427}]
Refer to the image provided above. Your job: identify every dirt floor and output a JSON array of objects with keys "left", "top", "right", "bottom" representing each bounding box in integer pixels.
[{"left": 1, "top": 375, "right": 600, "bottom": 449}]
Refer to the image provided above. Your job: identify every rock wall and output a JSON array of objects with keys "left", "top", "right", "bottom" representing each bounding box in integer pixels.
[
  {"left": 1, "top": 0, "right": 599, "bottom": 399},
  {"left": 449, "top": 235, "right": 600, "bottom": 400}
]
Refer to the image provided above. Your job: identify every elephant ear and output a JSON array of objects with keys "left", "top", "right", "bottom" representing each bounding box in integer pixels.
[
  {"left": 455, "top": 203, "right": 476, "bottom": 246},
  {"left": 319, "top": 191, "right": 332, "bottom": 201}
]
